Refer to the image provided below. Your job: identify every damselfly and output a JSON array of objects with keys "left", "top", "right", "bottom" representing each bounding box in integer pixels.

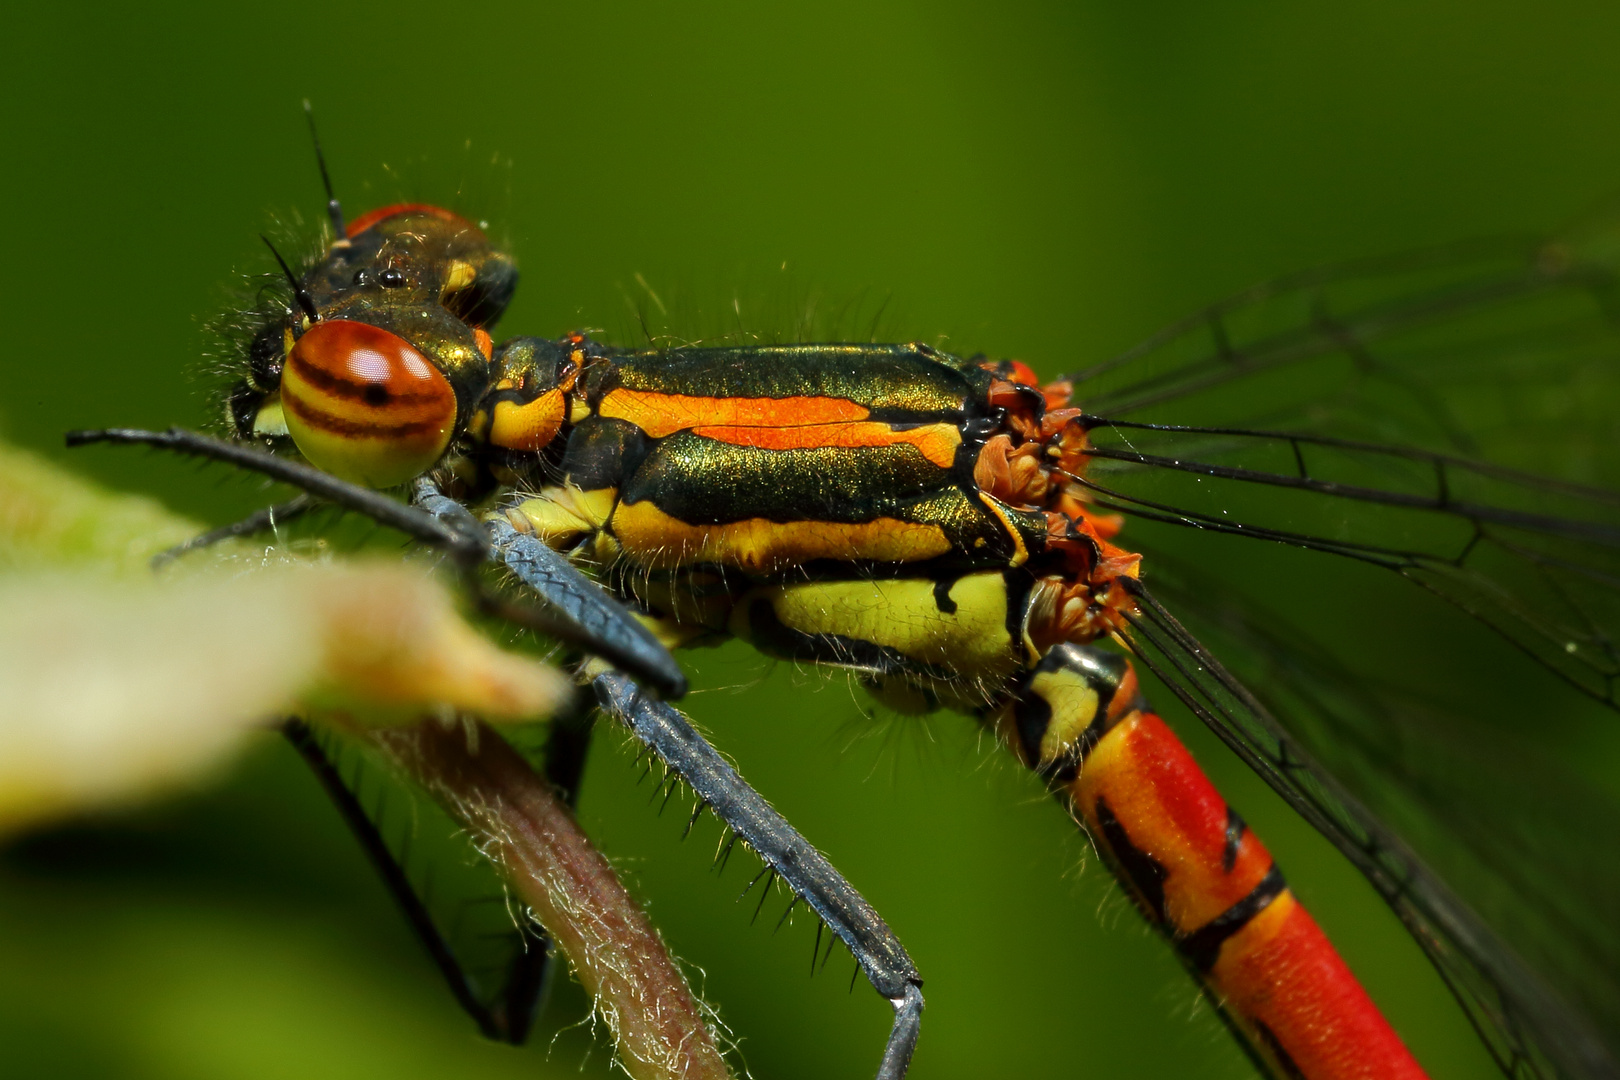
[{"left": 64, "top": 120, "right": 1620, "bottom": 1079}]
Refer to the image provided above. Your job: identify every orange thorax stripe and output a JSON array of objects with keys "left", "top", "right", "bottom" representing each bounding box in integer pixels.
[{"left": 598, "top": 389, "right": 959, "bottom": 468}]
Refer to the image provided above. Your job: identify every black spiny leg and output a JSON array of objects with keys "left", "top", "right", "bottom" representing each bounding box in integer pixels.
[
  {"left": 541, "top": 683, "right": 598, "bottom": 806},
  {"left": 281, "top": 718, "right": 528, "bottom": 1042},
  {"left": 593, "top": 672, "right": 926, "bottom": 1080},
  {"left": 151, "top": 494, "right": 316, "bottom": 568},
  {"left": 283, "top": 700, "right": 596, "bottom": 1044},
  {"left": 496, "top": 684, "right": 599, "bottom": 1040}
]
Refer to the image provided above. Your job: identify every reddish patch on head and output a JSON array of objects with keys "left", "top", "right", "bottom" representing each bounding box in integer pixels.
[{"left": 345, "top": 202, "right": 481, "bottom": 239}]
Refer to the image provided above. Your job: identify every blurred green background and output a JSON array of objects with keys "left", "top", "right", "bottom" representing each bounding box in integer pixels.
[{"left": 4, "top": 2, "right": 1620, "bottom": 1078}]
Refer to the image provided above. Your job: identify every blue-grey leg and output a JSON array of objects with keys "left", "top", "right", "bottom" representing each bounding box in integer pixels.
[
  {"left": 67, "top": 429, "right": 688, "bottom": 1045},
  {"left": 482, "top": 515, "right": 687, "bottom": 699},
  {"left": 594, "top": 671, "right": 925, "bottom": 1080},
  {"left": 410, "top": 479, "right": 684, "bottom": 698}
]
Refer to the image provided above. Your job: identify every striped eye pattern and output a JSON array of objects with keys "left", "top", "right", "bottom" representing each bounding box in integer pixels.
[{"left": 279, "top": 319, "right": 457, "bottom": 487}]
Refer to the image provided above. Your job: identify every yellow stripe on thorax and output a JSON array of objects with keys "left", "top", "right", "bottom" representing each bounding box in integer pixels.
[
  {"left": 610, "top": 500, "right": 953, "bottom": 574},
  {"left": 489, "top": 388, "right": 566, "bottom": 451}
]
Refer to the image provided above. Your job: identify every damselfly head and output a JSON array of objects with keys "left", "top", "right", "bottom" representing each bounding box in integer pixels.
[
  {"left": 317, "top": 205, "right": 518, "bottom": 329},
  {"left": 226, "top": 203, "right": 518, "bottom": 488}
]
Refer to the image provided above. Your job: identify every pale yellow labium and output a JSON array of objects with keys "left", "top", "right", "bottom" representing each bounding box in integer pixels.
[{"left": 0, "top": 444, "right": 568, "bottom": 834}]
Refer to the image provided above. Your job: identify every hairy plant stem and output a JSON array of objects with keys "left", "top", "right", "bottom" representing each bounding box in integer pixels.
[{"left": 373, "top": 719, "right": 730, "bottom": 1080}]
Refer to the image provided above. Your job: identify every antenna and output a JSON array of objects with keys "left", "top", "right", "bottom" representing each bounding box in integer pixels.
[
  {"left": 303, "top": 99, "right": 345, "bottom": 238},
  {"left": 261, "top": 235, "right": 320, "bottom": 324}
]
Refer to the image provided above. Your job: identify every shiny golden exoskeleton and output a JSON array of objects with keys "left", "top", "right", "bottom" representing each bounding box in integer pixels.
[{"left": 229, "top": 205, "right": 1141, "bottom": 713}]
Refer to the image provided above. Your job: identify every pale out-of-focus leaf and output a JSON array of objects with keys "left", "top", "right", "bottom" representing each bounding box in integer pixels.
[
  {"left": 0, "top": 445, "right": 567, "bottom": 833},
  {"left": 0, "top": 444, "right": 730, "bottom": 1080},
  {"left": 0, "top": 443, "right": 201, "bottom": 573}
]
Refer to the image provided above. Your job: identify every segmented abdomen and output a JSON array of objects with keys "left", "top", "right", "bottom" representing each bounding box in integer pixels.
[{"left": 1003, "top": 645, "right": 1429, "bottom": 1080}]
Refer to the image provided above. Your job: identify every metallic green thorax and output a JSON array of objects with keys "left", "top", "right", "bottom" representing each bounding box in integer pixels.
[{"left": 227, "top": 206, "right": 1127, "bottom": 714}]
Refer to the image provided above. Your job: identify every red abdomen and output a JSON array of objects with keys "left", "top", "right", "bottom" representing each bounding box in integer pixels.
[{"left": 1071, "top": 708, "right": 1428, "bottom": 1080}]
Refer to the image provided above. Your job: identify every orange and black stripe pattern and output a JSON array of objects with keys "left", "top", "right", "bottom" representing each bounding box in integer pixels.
[
  {"left": 508, "top": 343, "right": 1055, "bottom": 577},
  {"left": 1002, "top": 645, "right": 1428, "bottom": 1080}
]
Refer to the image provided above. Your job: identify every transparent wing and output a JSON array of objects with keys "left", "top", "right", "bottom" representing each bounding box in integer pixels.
[
  {"left": 1065, "top": 208, "right": 1620, "bottom": 461},
  {"left": 1119, "top": 571, "right": 1618, "bottom": 1080},
  {"left": 1065, "top": 202, "right": 1620, "bottom": 710},
  {"left": 1058, "top": 204, "right": 1620, "bottom": 1078},
  {"left": 1075, "top": 420, "right": 1620, "bottom": 709}
]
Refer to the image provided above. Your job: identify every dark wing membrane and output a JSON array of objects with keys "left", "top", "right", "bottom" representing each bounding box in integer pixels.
[
  {"left": 1059, "top": 206, "right": 1620, "bottom": 1078},
  {"left": 1117, "top": 573, "right": 1619, "bottom": 1080},
  {"left": 1061, "top": 205, "right": 1620, "bottom": 708},
  {"left": 1074, "top": 420, "right": 1620, "bottom": 709},
  {"left": 1064, "top": 212, "right": 1620, "bottom": 465}
]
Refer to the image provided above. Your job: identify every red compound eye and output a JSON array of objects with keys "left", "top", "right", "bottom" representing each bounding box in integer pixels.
[{"left": 279, "top": 319, "right": 456, "bottom": 487}]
